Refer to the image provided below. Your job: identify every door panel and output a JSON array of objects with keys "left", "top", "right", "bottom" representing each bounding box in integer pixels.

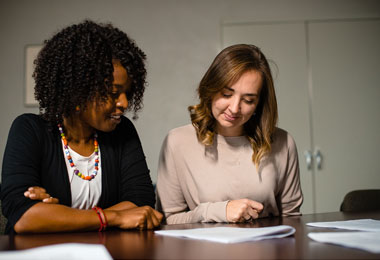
[{"left": 309, "top": 20, "right": 380, "bottom": 212}]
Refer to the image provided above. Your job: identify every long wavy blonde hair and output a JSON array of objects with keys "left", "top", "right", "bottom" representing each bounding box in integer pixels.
[{"left": 188, "top": 44, "right": 278, "bottom": 167}]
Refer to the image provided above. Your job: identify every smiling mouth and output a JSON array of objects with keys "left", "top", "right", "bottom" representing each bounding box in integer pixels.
[
  {"left": 224, "top": 113, "right": 240, "bottom": 121},
  {"left": 110, "top": 115, "right": 121, "bottom": 120},
  {"left": 109, "top": 115, "right": 122, "bottom": 124}
]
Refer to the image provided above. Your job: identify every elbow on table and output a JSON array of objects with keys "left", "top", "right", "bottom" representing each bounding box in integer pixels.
[
  {"left": 14, "top": 216, "right": 50, "bottom": 234},
  {"left": 14, "top": 218, "right": 30, "bottom": 234},
  {"left": 13, "top": 208, "right": 42, "bottom": 234}
]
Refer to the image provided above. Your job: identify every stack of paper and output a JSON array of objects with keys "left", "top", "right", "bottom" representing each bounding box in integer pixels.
[
  {"left": 307, "top": 219, "right": 380, "bottom": 231},
  {"left": 307, "top": 219, "right": 380, "bottom": 253},
  {"left": 308, "top": 231, "right": 380, "bottom": 254},
  {"left": 0, "top": 243, "right": 112, "bottom": 260},
  {"left": 155, "top": 225, "right": 295, "bottom": 243}
]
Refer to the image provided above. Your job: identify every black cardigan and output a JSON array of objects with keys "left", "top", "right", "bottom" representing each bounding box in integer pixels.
[{"left": 0, "top": 114, "right": 155, "bottom": 234}]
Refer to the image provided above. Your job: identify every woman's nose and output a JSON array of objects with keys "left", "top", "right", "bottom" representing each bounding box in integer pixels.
[
  {"left": 116, "top": 93, "right": 128, "bottom": 111},
  {"left": 228, "top": 96, "right": 240, "bottom": 114}
]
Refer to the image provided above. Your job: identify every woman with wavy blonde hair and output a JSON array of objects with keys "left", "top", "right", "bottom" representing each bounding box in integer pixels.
[{"left": 156, "top": 44, "right": 303, "bottom": 224}]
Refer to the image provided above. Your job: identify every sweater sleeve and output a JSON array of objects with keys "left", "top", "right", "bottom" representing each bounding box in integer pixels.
[
  {"left": 118, "top": 117, "right": 155, "bottom": 208},
  {"left": 156, "top": 134, "right": 228, "bottom": 224},
  {"left": 279, "top": 133, "right": 303, "bottom": 216},
  {"left": 0, "top": 115, "right": 43, "bottom": 232}
]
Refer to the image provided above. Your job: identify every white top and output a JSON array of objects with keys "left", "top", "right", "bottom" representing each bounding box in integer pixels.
[
  {"left": 61, "top": 140, "right": 102, "bottom": 209},
  {"left": 156, "top": 124, "right": 303, "bottom": 224}
]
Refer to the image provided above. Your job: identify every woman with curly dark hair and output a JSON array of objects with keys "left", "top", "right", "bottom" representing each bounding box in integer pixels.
[
  {"left": 156, "top": 44, "right": 303, "bottom": 224},
  {"left": 1, "top": 20, "right": 162, "bottom": 234}
]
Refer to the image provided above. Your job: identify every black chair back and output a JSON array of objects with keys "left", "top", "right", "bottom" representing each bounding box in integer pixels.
[{"left": 340, "top": 189, "right": 380, "bottom": 212}]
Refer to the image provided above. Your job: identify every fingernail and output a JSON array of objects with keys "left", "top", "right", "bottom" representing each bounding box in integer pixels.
[
  {"left": 24, "top": 191, "right": 29, "bottom": 196},
  {"left": 43, "top": 198, "right": 48, "bottom": 202}
]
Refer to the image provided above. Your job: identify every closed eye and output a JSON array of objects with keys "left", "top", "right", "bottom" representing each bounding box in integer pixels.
[
  {"left": 243, "top": 99, "right": 255, "bottom": 104},
  {"left": 110, "top": 91, "right": 120, "bottom": 99},
  {"left": 221, "top": 88, "right": 233, "bottom": 98},
  {"left": 222, "top": 93, "right": 232, "bottom": 98}
]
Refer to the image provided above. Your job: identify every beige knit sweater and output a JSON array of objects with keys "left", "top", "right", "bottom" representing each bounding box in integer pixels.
[{"left": 156, "top": 124, "right": 303, "bottom": 224}]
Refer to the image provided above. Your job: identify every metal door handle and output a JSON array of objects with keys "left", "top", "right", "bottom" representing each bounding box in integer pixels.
[
  {"left": 314, "top": 149, "right": 322, "bottom": 170},
  {"left": 304, "top": 150, "right": 312, "bottom": 170}
]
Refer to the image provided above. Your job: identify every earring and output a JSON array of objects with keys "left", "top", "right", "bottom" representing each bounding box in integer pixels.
[{"left": 75, "top": 105, "right": 80, "bottom": 112}]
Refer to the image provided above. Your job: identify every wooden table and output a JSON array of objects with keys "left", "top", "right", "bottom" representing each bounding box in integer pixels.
[{"left": 1, "top": 211, "right": 379, "bottom": 259}]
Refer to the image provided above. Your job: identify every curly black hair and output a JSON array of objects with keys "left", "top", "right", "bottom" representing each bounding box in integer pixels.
[{"left": 33, "top": 20, "right": 147, "bottom": 126}]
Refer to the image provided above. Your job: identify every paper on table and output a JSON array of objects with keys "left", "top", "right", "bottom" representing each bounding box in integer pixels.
[
  {"left": 0, "top": 243, "right": 112, "bottom": 260},
  {"left": 308, "top": 231, "right": 380, "bottom": 254},
  {"left": 155, "top": 225, "right": 295, "bottom": 243},
  {"left": 306, "top": 219, "right": 380, "bottom": 231}
]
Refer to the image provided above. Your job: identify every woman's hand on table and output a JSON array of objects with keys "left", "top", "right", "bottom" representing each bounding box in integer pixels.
[
  {"left": 24, "top": 186, "right": 59, "bottom": 204},
  {"left": 106, "top": 201, "right": 138, "bottom": 211},
  {"left": 106, "top": 205, "right": 163, "bottom": 230},
  {"left": 226, "top": 199, "right": 263, "bottom": 222}
]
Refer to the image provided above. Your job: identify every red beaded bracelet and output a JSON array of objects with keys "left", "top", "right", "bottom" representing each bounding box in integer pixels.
[{"left": 92, "top": 206, "right": 107, "bottom": 231}]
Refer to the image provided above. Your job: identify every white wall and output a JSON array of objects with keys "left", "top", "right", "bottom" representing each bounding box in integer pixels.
[{"left": 1, "top": 0, "right": 379, "bottom": 183}]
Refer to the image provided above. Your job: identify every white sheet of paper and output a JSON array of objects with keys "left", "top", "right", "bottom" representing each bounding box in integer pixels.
[
  {"left": 306, "top": 219, "right": 380, "bottom": 232},
  {"left": 155, "top": 225, "right": 295, "bottom": 243},
  {"left": 308, "top": 231, "right": 380, "bottom": 254},
  {"left": 0, "top": 243, "right": 112, "bottom": 260}
]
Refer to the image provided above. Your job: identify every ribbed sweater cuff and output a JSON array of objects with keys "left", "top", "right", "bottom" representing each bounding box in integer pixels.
[{"left": 203, "top": 201, "right": 229, "bottom": 222}]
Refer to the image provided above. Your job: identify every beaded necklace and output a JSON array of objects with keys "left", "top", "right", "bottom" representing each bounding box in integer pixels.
[{"left": 58, "top": 125, "right": 99, "bottom": 181}]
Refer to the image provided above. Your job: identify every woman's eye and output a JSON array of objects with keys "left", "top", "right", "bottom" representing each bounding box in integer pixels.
[
  {"left": 110, "top": 92, "right": 119, "bottom": 99},
  {"left": 244, "top": 99, "right": 255, "bottom": 104},
  {"left": 222, "top": 93, "right": 232, "bottom": 98}
]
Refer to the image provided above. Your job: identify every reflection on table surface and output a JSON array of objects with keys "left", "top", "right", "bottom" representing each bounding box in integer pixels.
[{"left": 1, "top": 211, "right": 379, "bottom": 259}]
